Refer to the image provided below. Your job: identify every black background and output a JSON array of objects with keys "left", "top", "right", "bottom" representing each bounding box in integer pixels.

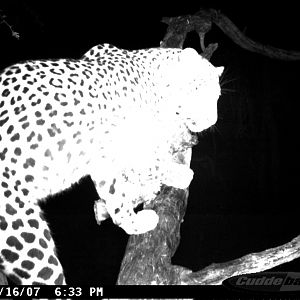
[{"left": 1, "top": 1, "right": 299, "bottom": 286}]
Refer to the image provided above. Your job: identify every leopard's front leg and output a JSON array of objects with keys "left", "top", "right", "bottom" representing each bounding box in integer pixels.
[{"left": 93, "top": 177, "right": 159, "bottom": 235}]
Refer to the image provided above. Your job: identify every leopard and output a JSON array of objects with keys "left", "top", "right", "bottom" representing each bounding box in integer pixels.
[{"left": 0, "top": 43, "right": 223, "bottom": 285}]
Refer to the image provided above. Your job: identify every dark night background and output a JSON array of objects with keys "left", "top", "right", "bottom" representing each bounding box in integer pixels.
[{"left": 1, "top": 1, "right": 299, "bottom": 286}]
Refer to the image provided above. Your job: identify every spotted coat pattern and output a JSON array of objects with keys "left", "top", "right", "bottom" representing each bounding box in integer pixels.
[{"left": 0, "top": 43, "right": 223, "bottom": 284}]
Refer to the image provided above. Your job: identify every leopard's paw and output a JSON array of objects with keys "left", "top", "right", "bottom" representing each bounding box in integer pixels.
[
  {"left": 121, "top": 209, "right": 159, "bottom": 235},
  {"left": 135, "top": 209, "right": 159, "bottom": 233}
]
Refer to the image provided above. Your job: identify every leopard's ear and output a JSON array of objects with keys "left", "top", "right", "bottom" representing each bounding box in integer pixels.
[
  {"left": 178, "top": 47, "right": 200, "bottom": 64},
  {"left": 179, "top": 48, "right": 224, "bottom": 78},
  {"left": 175, "top": 48, "right": 203, "bottom": 80}
]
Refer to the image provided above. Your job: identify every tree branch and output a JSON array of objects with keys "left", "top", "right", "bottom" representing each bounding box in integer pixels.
[
  {"left": 161, "top": 8, "right": 300, "bottom": 61},
  {"left": 211, "top": 9, "right": 300, "bottom": 61},
  {"left": 181, "top": 235, "right": 300, "bottom": 285},
  {"left": 0, "top": 10, "right": 20, "bottom": 39},
  {"left": 117, "top": 186, "right": 191, "bottom": 284}
]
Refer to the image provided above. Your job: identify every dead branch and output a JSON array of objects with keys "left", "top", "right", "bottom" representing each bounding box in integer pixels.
[
  {"left": 0, "top": 10, "right": 20, "bottom": 39},
  {"left": 161, "top": 8, "right": 300, "bottom": 61}
]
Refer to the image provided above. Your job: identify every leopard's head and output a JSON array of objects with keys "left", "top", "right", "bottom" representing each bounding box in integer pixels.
[{"left": 161, "top": 47, "right": 223, "bottom": 133}]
